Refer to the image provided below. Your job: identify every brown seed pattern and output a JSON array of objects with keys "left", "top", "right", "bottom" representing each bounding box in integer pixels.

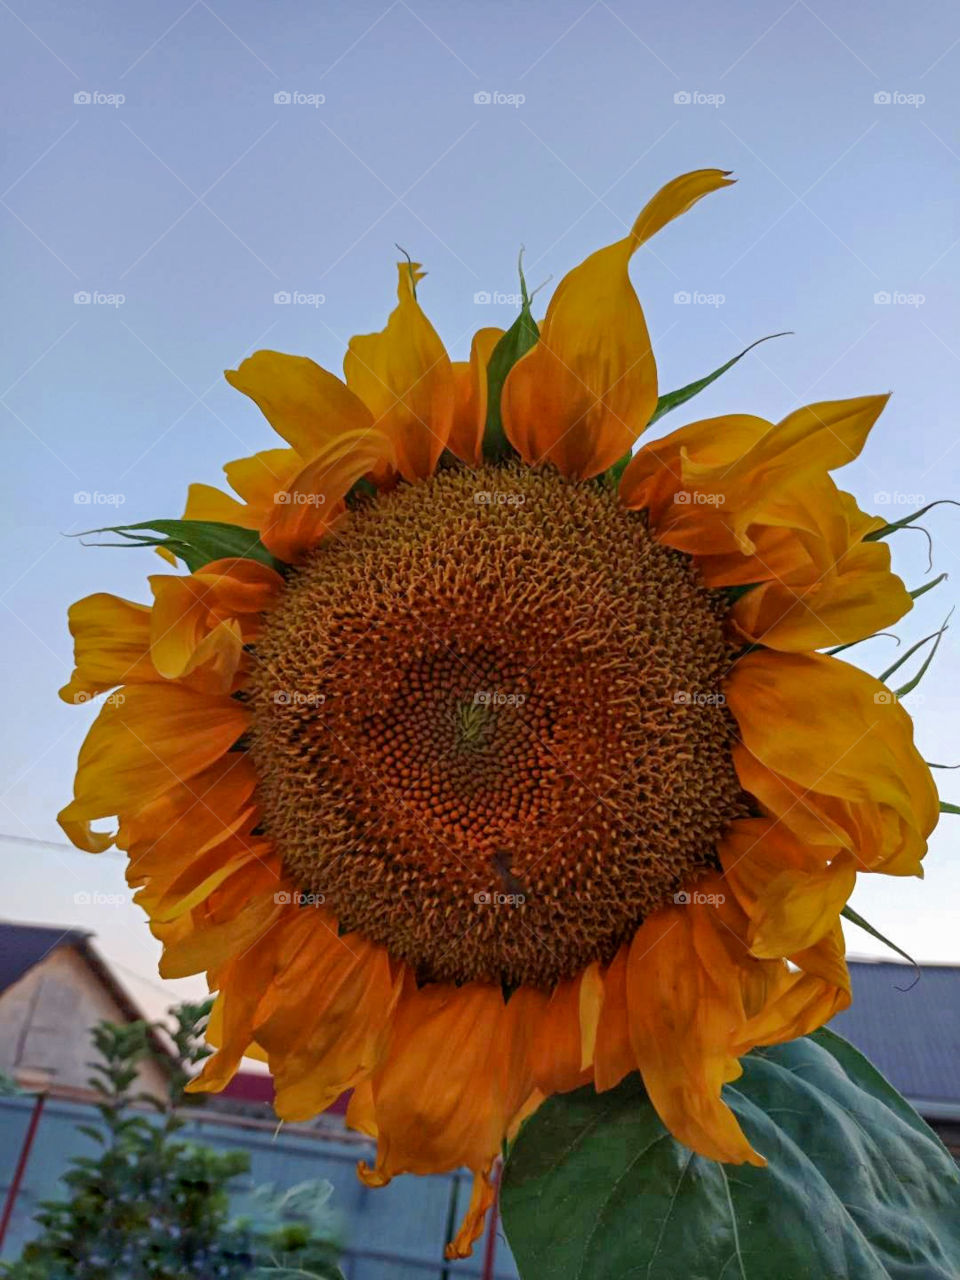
[{"left": 248, "top": 463, "right": 746, "bottom": 987}]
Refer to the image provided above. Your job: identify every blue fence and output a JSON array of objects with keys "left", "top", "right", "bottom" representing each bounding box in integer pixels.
[{"left": 0, "top": 1095, "right": 520, "bottom": 1279}]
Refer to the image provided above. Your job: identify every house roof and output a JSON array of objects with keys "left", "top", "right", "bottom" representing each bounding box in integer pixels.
[
  {"left": 0, "top": 920, "right": 169, "bottom": 1061},
  {"left": 832, "top": 960, "right": 960, "bottom": 1111}
]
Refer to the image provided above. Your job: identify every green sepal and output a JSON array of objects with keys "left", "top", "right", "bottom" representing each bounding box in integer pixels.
[
  {"left": 603, "top": 332, "right": 790, "bottom": 487},
  {"left": 481, "top": 254, "right": 539, "bottom": 464},
  {"left": 941, "top": 800, "right": 960, "bottom": 815},
  {"left": 841, "top": 903, "right": 918, "bottom": 969},
  {"left": 501, "top": 1029, "right": 960, "bottom": 1280},
  {"left": 75, "top": 519, "right": 286, "bottom": 574},
  {"left": 910, "top": 572, "right": 948, "bottom": 600},
  {"left": 865, "top": 498, "right": 960, "bottom": 542},
  {"left": 876, "top": 609, "right": 951, "bottom": 694}
]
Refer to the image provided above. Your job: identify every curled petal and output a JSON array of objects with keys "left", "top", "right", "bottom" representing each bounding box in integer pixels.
[
  {"left": 59, "top": 593, "right": 158, "bottom": 703},
  {"left": 226, "top": 351, "right": 374, "bottom": 458},
  {"left": 503, "top": 169, "right": 734, "bottom": 479},
  {"left": 344, "top": 263, "right": 454, "bottom": 482},
  {"left": 262, "top": 429, "right": 394, "bottom": 561},
  {"left": 726, "top": 651, "right": 938, "bottom": 877}
]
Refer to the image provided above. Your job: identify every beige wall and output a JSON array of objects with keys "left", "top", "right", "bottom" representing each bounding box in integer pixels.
[{"left": 0, "top": 946, "right": 168, "bottom": 1099}]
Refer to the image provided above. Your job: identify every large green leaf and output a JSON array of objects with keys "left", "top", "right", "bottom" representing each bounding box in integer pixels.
[
  {"left": 501, "top": 1029, "right": 960, "bottom": 1279},
  {"left": 77, "top": 519, "right": 285, "bottom": 573}
]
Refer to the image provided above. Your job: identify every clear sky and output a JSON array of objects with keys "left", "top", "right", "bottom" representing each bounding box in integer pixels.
[{"left": 2, "top": 0, "right": 959, "bottom": 1019}]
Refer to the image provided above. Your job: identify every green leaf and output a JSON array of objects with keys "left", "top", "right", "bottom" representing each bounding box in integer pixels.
[
  {"left": 481, "top": 255, "right": 539, "bottom": 463},
  {"left": 501, "top": 1029, "right": 960, "bottom": 1280},
  {"left": 75, "top": 519, "right": 285, "bottom": 574},
  {"left": 603, "top": 332, "right": 790, "bottom": 487},
  {"left": 841, "top": 904, "right": 918, "bottom": 969}
]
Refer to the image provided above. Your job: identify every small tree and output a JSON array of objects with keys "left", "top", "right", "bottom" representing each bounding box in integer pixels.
[{"left": 1, "top": 1002, "right": 343, "bottom": 1280}]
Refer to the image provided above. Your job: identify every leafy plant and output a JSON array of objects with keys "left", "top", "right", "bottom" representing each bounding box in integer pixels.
[{"left": 1, "top": 1002, "right": 343, "bottom": 1280}]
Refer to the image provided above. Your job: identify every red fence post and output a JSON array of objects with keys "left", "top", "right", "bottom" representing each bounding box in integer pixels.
[{"left": 0, "top": 1090, "right": 47, "bottom": 1252}]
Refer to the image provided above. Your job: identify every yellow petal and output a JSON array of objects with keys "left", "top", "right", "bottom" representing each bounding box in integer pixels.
[
  {"left": 182, "top": 482, "right": 255, "bottom": 528},
  {"left": 226, "top": 351, "right": 373, "bottom": 458},
  {"left": 58, "top": 684, "right": 248, "bottom": 838},
  {"left": 448, "top": 327, "right": 503, "bottom": 466},
  {"left": 344, "top": 263, "right": 454, "bottom": 482},
  {"left": 262, "top": 429, "right": 394, "bottom": 561},
  {"left": 358, "top": 976, "right": 533, "bottom": 1179},
  {"left": 731, "top": 534, "right": 912, "bottom": 651},
  {"left": 624, "top": 888, "right": 764, "bottom": 1166},
  {"left": 445, "top": 1167, "right": 497, "bottom": 1261},
  {"left": 726, "top": 651, "right": 938, "bottom": 877},
  {"left": 59, "top": 593, "right": 159, "bottom": 703},
  {"left": 502, "top": 169, "right": 735, "bottom": 479}
]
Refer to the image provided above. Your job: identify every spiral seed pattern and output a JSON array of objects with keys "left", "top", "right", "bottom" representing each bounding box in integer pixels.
[{"left": 249, "top": 463, "right": 746, "bottom": 986}]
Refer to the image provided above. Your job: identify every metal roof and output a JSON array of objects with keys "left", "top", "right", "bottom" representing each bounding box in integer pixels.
[{"left": 832, "top": 960, "right": 960, "bottom": 1111}]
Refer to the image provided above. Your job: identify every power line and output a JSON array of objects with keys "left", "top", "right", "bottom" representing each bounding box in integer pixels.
[{"left": 0, "top": 831, "right": 125, "bottom": 858}]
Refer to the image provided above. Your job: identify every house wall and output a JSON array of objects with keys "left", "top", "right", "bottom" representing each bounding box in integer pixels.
[{"left": 0, "top": 946, "right": 167, "bottom": 1098}]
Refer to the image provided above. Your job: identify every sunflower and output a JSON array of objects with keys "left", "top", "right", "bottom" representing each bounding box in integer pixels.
[{"left": 59, "top": 169, "right": 938, "bottom": 1259}]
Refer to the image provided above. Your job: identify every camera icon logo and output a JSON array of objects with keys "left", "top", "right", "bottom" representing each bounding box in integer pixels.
[
  {"left": 274, "top": 91, "right": 292, "bottom": 104},
  {"left": 74, "top": 291, "right": 91, "bottom": 305},
  {"left": 673, "top": 890, "right": 692, "bottom": 905},
  {"left": 873, "top": 690, "right": 896, "bottom": 705},
  {"left": 874, "top": 91, "right": 892, "bottom": 105},
  {"left": 473, "top": 290, "right": 491, "bottom": 304},
  {"left": 874, "top": 290, "right": 891, "bottom": 304},
  {"left": 673, "top": 290, "right": 691, "bottom": 304},
  {"left": 474, "top": 91, "right": 492, "bottom": 105},
  {"left": 673, "top": 91, "right": 692, "bottom": 105},
  {"left": 274, "top": 290, "right": 291, "bottom": 304},
  {"left": 673, "top": 490, "right": 691, "bottom": 504},
  {"left": 74, "top": 91, "right": 91, "bottom": 105}
]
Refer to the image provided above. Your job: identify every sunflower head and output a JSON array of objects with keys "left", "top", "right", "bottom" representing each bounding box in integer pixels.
[{"left": 58, "top": 168, "right": 938, "bottom": 1260}]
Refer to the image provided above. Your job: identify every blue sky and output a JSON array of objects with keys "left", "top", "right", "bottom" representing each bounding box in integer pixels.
[{"left": 2, "top": 0, "right": 959, "bottom": 1017}]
